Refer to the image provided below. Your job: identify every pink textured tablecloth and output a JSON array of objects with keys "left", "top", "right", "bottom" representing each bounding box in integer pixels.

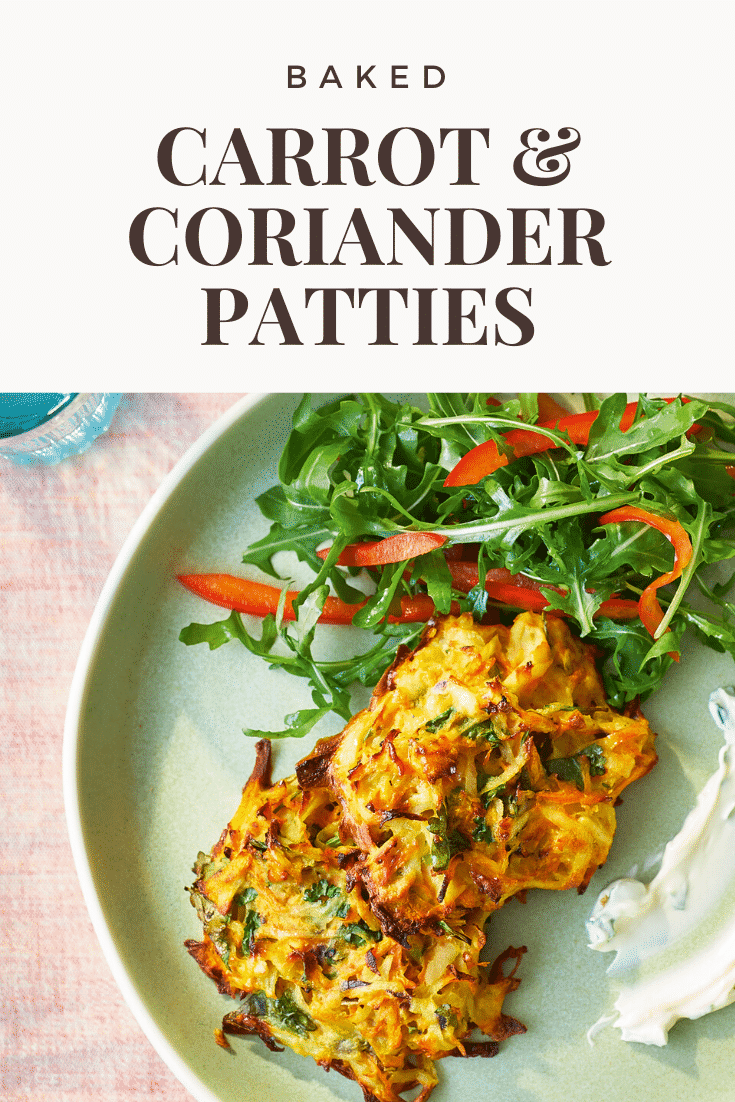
[{"left": 0, "top": 394, "right": 245, "bottom": 1101}]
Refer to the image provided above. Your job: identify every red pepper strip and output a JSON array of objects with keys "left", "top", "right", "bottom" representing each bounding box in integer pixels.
[
  {"left": 441, "top": 542, "right": 483, "bottom": 562},
  {"left": 178, "top": 574, "right": 367, "bottom": 625},
  {"left": 726, "top": 466, "right": 735, "bottom": 480},
  {"left": 444, "top": 407, "right": 633, "bottom": 487},
  {"left": 600, "top": 597, "right": 643, "bottom": 620},
  {"left": 316, "top": 531, "right": 447, "bottom": 567},
  {"left": 597, "top": 507, "right": 693, "bottom": 652},
  {"left": 536, "top": 393, "right": 571, "bottom": 422},
  {"left": 483, "top": 583, "right": 553, "bottom": 613},
  {"left": 178, "top": 573, "right": 456, "bottom": 627},
  {"left": 445, "top": 561, "right": 639, "bottom": 620},
  {"left": 388, "top": 594, "right": 462, "bottom": 623},
  {"left": 444, "top": 397, "right": 699, "bottom": 488},
  {"left": 447, "top": 562, "right": 545, "bottom": 592}
]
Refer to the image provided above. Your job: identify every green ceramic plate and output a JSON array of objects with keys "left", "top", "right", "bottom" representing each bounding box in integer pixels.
[{"left": 64, "top": 393, "right": 735, "bottom": 1102}]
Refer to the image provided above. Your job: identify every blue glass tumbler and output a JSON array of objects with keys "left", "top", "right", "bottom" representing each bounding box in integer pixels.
[{"left": 0, "top": 393, "right": 122, "bottom": 465}]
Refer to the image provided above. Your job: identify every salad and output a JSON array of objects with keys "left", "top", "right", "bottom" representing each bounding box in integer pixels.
[{"left": 178, "top": 392, "right": 735, "bottom": 739}]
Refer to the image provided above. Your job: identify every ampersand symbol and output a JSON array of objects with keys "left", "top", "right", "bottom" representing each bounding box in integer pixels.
[{"left": 513, "top": 128, "right": 581, "bottom": 185}]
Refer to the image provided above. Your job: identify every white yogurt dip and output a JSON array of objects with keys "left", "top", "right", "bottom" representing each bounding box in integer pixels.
[{"left": 586, "top": 686, "right": 735, "bottom": 1045}]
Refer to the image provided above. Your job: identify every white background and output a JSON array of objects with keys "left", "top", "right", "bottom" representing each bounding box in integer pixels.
[{"left": 3, "top": 0, "right": 733, "bottom": 393}]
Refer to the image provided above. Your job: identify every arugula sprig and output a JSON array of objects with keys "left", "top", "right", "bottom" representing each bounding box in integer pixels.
[
  {"left": 180, "top": 393, "right": 735, "bottom": 728},
  {"left": 180, "top": 608, "right": 423, "bottom": 739}
]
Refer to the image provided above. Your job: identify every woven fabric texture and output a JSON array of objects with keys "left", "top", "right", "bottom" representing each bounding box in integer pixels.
[{"left": 0, "top": 394, "right": 245, "bottom": 1101}]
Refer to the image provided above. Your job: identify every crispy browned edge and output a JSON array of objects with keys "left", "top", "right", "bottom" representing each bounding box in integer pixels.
[
  {"left": 246, "top": 737, "right": 273, "bottom": 790},
  {"left": 184, "top": 739, "right": 275, "bottom": 995},
  {"left": 295, "top": 731, "right": 343, "bottom": 790},
  {"left": 485, "top": 945, "right": 528, "bottom": 1041},
  {"left": 296, "top": 620, "right": 441, "bottom": 792},
  {"left": 186, "top": 722, "right": 528, "bottom": 1099}
]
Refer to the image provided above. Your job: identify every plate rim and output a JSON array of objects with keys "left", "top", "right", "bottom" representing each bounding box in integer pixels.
[
  {"left": 62, "top": 392, "right": 270, "bottom": 1102},
  {"left": 62, "top": 391, "right": 735, "bottom": 1102}
]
